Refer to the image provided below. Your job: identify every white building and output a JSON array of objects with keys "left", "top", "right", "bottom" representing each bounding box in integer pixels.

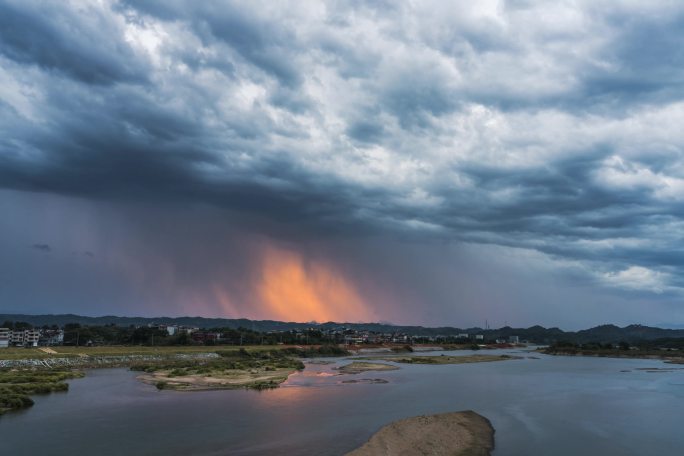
[
  {"left": 475, "top": 334, "right": 484, "bottom": 340},
  {"left": 9, "top": 329, "right": 40, "bottom": 347},
  {"left": 41, "top": 329, "right": 64, "bottom": 346},
  {"left": 0, "top": 328, "right": 9, "bottom": 348}
]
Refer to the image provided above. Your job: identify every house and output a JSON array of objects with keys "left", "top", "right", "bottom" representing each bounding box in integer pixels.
[
  {"left": 39, "top": 329, "right": 64, "bottom": 346},
  {"left": 191, "top": 331, "right": 221, "bottom": 343},
  {"left": 343, "top": 335, "right": 365, "bottom": 345}
]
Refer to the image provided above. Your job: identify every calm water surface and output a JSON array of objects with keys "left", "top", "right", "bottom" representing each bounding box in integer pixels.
[{"left": 2, "top": 349, "right": 683, "bottom": 455}]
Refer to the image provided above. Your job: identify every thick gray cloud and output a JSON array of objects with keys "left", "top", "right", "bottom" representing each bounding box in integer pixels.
[
  {"left": 0, "top": 1, "right": 147, "bottom": 84},
  {"left": 1, "top": 0, "right": 684, "bottom": 325}
]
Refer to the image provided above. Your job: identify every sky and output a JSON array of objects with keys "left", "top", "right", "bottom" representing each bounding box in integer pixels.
[{"left": 1, "top": 0, "right": 684, "bottom": 329}]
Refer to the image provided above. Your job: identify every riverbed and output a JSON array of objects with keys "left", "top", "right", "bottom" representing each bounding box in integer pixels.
[{"left": 2, "top": 348, "right": 683, "bottom": 455}]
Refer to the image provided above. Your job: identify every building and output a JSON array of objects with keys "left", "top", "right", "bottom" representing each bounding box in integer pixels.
[
  {"left": 8, "top": 329, "right": 40, "bottom": 347},
  {"left": 475, "top": 334, "right": 484, "bottom": 340},
  {"left": 191, "top": 331, "right": 221, "bottom": 343},
  {"left": 343, "top": 335, "right": 365, "bottom": 345},
  {"left": 509, "top": 336, "right": 520, "bottom": 344},
  {"left": 0, "top": 328, "right": 9, "bottom": 348},
  {"left": 39, "top": 329, "right": 64, "bottom": 346},
  {"left": 11, "top": 330, "right": 25, "bottom": 346}
]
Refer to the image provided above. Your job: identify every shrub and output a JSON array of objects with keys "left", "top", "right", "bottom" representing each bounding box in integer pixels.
[{"left": 0, "top": 367, "right": 81, "bottom": 414}]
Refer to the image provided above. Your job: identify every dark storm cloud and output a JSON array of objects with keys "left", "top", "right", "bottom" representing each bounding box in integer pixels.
[
  {"left": 347, "top": 120, "right": 385, "bottom": 143},
  {"left": 31, "top": 243, "right": 51, "bottom": 252},
  {"left": 0, "top": 1, "right": 147, "bottom": 85},
  {"left": 119, "top": 0, "right": 302, "bottom": 87},
  {"left": 1, "top": 0, "right": 684, "bottom": 299},
  {"left": 589, "top": 9, "right": 684, "bottom": 99}
]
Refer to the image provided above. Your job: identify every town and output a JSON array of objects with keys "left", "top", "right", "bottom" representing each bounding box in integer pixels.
[
  {"left": 0, "top": 327, "right": 43, "bottom": 348},
  {"left": 0, "top": 320, "right": 522, "bottom": 349}
]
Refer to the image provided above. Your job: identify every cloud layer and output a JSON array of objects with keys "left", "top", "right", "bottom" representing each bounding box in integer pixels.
[{"left": 1, "top": 1, "right": 684, "bottom": 325}]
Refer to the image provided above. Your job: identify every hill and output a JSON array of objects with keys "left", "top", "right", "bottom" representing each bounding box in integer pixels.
[{"left": 2, "top": 314, "right": 684, "bottom": 344}]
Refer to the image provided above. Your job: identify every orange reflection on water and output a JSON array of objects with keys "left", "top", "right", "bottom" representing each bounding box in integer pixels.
[{"left": 257, "top": 244, "right": 372, "bottom": 323}]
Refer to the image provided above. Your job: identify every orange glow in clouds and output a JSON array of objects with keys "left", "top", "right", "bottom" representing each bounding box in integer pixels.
[{"left": 257, "top": 245, "right": 373, "bottom": 322}]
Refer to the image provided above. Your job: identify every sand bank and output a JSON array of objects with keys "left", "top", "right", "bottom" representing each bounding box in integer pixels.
[
  {"left": 337, "top": 362, "right": 400, "bottom": 374},
  {"left": 138, "top": 366, "right": 298, "bottom": 391},
  {"left": 359, "top": 354, "right": 519, "bottom": 365},
  {"left": 346, "top": 410, "right": 494, "bottom": 456}
]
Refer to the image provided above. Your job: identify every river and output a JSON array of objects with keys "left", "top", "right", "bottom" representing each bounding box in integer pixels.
[{"left": 2, "top": 348, "right": 683, "bottom": 455}]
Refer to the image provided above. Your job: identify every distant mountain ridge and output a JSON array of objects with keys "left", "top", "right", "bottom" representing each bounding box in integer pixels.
[{"left": 2, "top": 313, "right": 684, "bottom": 344}]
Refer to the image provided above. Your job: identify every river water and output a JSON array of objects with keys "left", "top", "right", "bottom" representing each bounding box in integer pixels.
[{"left": 2, "top": 348, "right": 683, "bottom": 455}]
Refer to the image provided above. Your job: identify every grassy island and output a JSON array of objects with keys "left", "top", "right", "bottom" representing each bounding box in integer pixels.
[
  {"left": 542, "top": 343, "right": 684, "bottom": 363},
  {"left": 0, "top": 368, "right": 84, "bottom": 415},
  {"left": 133, "top": 348, "right": 306, "bottom": 391},
  {"left": 337, "top": 361, "right": 400, "bottom": 374},
  {"left": 359, "top": 354, "right": 520, "bottom": 365}
]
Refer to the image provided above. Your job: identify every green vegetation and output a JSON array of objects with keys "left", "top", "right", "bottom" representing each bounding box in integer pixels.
[
  {"left": 543, "top": 342, "right": 684, "bottom": 360},
  {"left": 278, "top": 345, "right": 351, "bottom": 357},
  {"left": 57, "top": 323, "right": 342, "bottom": 347},
  {"left": 0, "top": 348, "right": 63, "bottom": 361},
  {"left": 0, "top": 369, "right": 84, "bottom": 415},
  {"left": 337, "top": 361, "right": 399, "bottom": 374},
  {"left": 390, "top": 345, "right": 414, "bottom": 353},
  {"left": 132, "top": 354, "right": 304, "bottom": 377},
  {"left": 0, "top": 344, "right": 351, "bottom": 361},
  {"left": 136, "top": 348, "right": 304, "bottom": 373},
  {"left": 360, "top": 354, "right": 519, "bottom": 365},
  {"left": 132, "top": 348, "right": 306, "bottom": 391}
]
